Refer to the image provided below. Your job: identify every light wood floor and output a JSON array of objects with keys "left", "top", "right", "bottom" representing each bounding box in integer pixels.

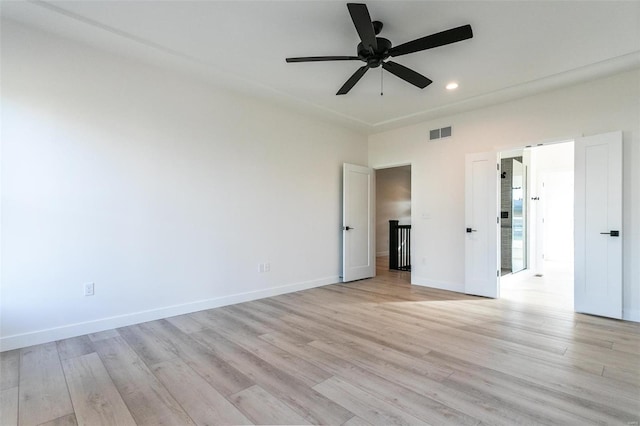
[
  {"left": 2, "top": 260, "right": 639, "bottom": 425},
  {"left": 501, "top": 260, "right": 574, "bottom": 310}
]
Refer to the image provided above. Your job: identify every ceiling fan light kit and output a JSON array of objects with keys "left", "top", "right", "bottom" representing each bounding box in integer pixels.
[{"left": 286, "top": 3, "right": 473, "bottom": 95}]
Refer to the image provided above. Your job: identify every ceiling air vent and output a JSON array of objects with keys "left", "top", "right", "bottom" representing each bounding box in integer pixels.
[{"left": 429, "top": 126, "right": 452, "bottom": 140}]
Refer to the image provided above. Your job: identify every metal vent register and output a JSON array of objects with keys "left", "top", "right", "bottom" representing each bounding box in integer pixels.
[{"left": 430, "top": 126, "right": 452, "bottom": 140}]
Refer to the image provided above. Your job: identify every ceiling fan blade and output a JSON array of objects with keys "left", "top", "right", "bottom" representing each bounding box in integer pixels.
[
  {"left": 337, "top": 65, "right": 369, "bottom": 95},
  {"left": 382, "top": 61, "right": 432, "bottom": 89},
  {"left": 347, "top": 3, "right": 378, "bottom": 51},
  {"left": 286, "top": 56, "right": 360, "bottom": 63},
  {"left": 389, "top": 24, "right": 473, "bottom": 57}
]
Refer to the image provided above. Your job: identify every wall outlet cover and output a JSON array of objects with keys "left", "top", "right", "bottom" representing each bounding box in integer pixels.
[{"left": 84, "top": 282, "right": 95, "bottom": 296}]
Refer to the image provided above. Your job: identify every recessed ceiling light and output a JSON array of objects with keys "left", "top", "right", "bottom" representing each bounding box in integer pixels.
[{"left": 446, "top": 82, "right": 459, "bottom": 90}]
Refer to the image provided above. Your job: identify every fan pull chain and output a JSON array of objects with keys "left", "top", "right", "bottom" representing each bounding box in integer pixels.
[{"left": 380, "top": 67, "right": 384, "bottom": 96}]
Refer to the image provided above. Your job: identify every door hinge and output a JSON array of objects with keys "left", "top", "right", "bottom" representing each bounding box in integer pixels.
[
  {"left": 497, "top": 270, "right": 500, "bottom": 277},
  {"left": 497, "top": 163, "right": 500, "bottom": 171},
  {"left": 497, "top": 217, "right": 500, "bottom": 224}
]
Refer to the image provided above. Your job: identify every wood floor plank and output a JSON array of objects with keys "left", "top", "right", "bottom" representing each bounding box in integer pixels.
[
  {"left": 209, "top": 327, "right": 333, "bottom": 387},
  {"left": 444, "top": 370, "right": 603, "bottom": 425},
  {"left": 309, "top": 336, "right": 452, "bottom": 383},
  {"left": 0, "top": 349, "right": 19, "bottom": 391},
  {"left": 460, "top": 322, "right": 569, "bottom": 355},
  {"left": 229, "top": 302, "right": 317, "bottom": 343},
  {"left": 216, "top": 305, "right": 275, "bottom": 335},
  {"left": 87, "top": 329, "right": 120, "bottom": 342},
  {"left": 190, "top": 307, "right": 273, "bottom": 337},
  {"left": 602, "top": 364, "right": 640, "bottom": 386},
  {"left": 575, "top": 315, "right": 640, "bottom": 335},
  {"left": 313, "top": 376, "right": 429, "bottom": 426},
  {"left": 341, "top": 416, "right": 373, "bottom": 426},
  {"left": 0, "top": 387, "right": 18, "bottom": 426},
  {"left": 574, "top": 320, "right": 640, "bottom": 343},
  {"left": 37, "top": 413, "right": 78, "bottom": 426},
  {"left": 92, "top": 336, "right": 195, "bottom": 425},
  {"left": 151, "top": 357, "right": 252, "bottom": 425},
  {"left": 565, "top": 342, "right": 640, "bottom": 372},
  {"left": 118, "top": 322, "right": 179, "bottom": 365},
  {"left": 422, "top": 349, "right": 629, "bottom": 425},
  {"left": 283, "top": 291, "right": 430, "bottom": 335},
  {"left": 389, "top": 320, "right": 638, "bottom": 415},
  {"left": 18, "top": 343, "right": 73, "bottom": 426},
  {"left": 61, "top": 352, "right": 136, "bottom": 426},
  {"left": 264, "top": 298, "right": 431, "bottom": 359},
  {"left": 191, "top": 328, "right": 354, "bottom": 425},
  {"left": 56, "top": 336, "right": 95, "bottom": 360},
  {"left": 138, "top": 319, "right": 254, "bottom": 396},
  {"left": 165, "top": 314, "right": 206, "bottom": 334},
  {"left": 426, "top": 346, "right": 638, "bottom": 420},
  {"left": 229, "top": 385, "right": 310, "bottom": 425},
  {"left": 612, "top": 339, "right": 640, "bottom": 354},
  {"left": 487, "top": 319, "right": 615, "bottom": 349},
  {"left": 260, "top": 333, "right": 480, "bottom": 426}
]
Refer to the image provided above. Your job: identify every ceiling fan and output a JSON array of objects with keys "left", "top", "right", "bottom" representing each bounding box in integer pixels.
[{"left": 286, "top": 3, "right": 473, "bottom": 95}]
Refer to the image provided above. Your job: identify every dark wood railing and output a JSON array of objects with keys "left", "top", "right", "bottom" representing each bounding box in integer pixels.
[{"left": 389, "top": 220, "right": 411, "bottom": 271}]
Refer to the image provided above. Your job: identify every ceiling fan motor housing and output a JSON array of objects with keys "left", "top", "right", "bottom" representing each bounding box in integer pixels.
[{"left": 357, "top": 37, "right": 392, "bottom": 68}]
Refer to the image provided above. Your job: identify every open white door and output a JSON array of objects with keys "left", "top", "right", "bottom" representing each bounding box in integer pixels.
[
  {"left": 465, "top": 152, "right": 500, "bottom": 298},
  {"left": 342, "top": 163, "right": 375, "bottom": 282},
  {"left": 534, "top": 169, "right": 546, "bottom": 276},
  {"left": 575, "top": 131, "right": 622, "bottom": 318}
]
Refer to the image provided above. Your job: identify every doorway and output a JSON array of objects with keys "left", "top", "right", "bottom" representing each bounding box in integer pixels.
[
  {"left": 375, "top": 165, "right": 411, "bottom": 282},
  {"left": 500, "top": 142, "right": 575, "bottom": 309},
  {"left": 500, "top": 154, "right": 527, "bottom": 276}
]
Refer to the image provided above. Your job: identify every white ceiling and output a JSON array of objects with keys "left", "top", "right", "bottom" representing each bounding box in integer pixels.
[{"left": 3, "top": 1, "right": 640, "bottom": 133}]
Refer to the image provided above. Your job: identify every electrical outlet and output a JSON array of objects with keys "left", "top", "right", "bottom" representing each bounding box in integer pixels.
[
  {"left": 258, "top": 263, "right": 271, "bottom": 273},
  {"left": 84, "top": 282, "right": 95, "bottom": 296}
]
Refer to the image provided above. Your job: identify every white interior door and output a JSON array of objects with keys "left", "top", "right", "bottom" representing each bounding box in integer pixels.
[
  {"left": 342, "top": 163, "right": 375, "bottom": 282},
  {"left": 574, "top": 131, "right": 623, "bottom": 318},
  {"left": 465, "top": 152, "right": 499, "bottom": 298}
]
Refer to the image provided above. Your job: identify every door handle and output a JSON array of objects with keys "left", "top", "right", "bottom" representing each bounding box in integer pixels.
[
  {"left": 466, "top": 228, "right": 477, "bottom": 233},
  {"left": 600, "top": 230, "right": 620, "bottom": 237},
  {"left": 344, "top": 226, "right": 355, "bottom": 231}
]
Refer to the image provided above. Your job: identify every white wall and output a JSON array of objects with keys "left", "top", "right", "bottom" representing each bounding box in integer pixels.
[
  {"left": 369, "top": 69, "right": 640, "bottom": 322},
  {"left": 375, "top": 166, "right": 411, "bottom": 255},
  {"left": 0, "top": 21, "right": 367, "bottom": 350}
]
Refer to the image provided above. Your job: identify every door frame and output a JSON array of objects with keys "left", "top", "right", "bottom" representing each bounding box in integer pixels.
[
  {"left": 372, "top": 162, "right": 413, "bottom": 279},
  {"left": 497, "top": 138, "right": 575, "bottom": 279},
  {"left": 500, "top": 141, "right": 576, "bottom": 290}
]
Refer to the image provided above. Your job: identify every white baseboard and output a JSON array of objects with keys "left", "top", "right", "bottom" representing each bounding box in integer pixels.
[
  {"left": 412, "top": 276, "right": 464, "bottom": 293},
  {"left": 376, "top": 251, "right": 389, "bottom": 257},
  {"left": 0, "top": 275, "right": 339, "bottom": 351}
]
